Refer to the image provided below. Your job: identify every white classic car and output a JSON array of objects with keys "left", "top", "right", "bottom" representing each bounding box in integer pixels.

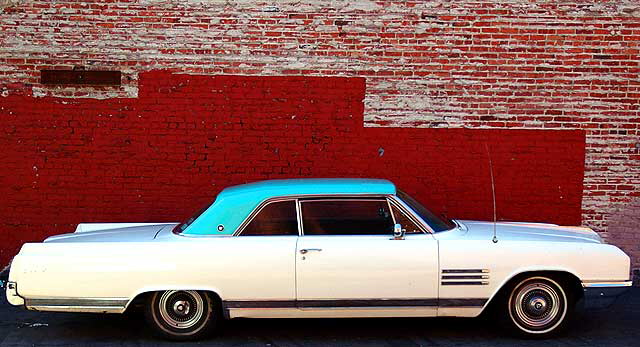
[{"left": 3, "top": 179, "right": 632, "bottom": 340}]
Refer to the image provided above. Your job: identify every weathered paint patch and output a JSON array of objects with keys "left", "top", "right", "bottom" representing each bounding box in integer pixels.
[{"left": 0, "top": 0, "right": 21, "bottom": 11}]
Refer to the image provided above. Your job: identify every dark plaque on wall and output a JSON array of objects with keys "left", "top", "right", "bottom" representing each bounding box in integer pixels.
[{"left": 40, "top": 70, "right": 121, "bottom": 86}]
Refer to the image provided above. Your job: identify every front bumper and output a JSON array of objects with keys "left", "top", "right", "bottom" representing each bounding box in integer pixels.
[{"left": 582, "top": 281, "right": 632, "bottom": 309}]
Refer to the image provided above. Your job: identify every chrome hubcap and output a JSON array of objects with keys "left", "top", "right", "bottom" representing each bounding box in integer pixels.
[
  {"left": 528, "top": 296, "right": 547, "bottom": 313},
  {"left": 173, "top": 300, "right": 191, "bottom": 316},
  {"left": 510, "top": 279, "right": 566, "bottom": 332},
  {"left": 158, "top": 291, "right": 204, "bottom": 329}
]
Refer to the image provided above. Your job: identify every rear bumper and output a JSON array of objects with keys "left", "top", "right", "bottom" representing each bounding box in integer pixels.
[
  {"left": 5, "top": 281, "right": 25, "bottom": 306},
  {"left": 2, "top": 266, "right": 25, "bottom": 306},
  {"left": 582, "top": 281, "right": 632, "bottom": 309}
]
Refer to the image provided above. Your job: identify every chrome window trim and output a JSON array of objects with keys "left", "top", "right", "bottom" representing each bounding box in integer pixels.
[
  {"left": 387, "top": 199, "right": 397, "bottom": 225},
  {"left": 452, "top": 219, "right": 467, "bottom": 231},
  {"left": 395, "top": 191, "right": 457, "bottom": 233},
  {"left": 299, "top": 197, "right": 389, "bottom": 202},
  {"left": 387, "top": 198, "right": 429, "bottom": 235},
  {"left": 387, "top": 195, "right": 434, "bottom": 234},
  {"left": 298, "top": 197, "right": 401, "bottom": 236},
  {"left": 296, "top": 199, "right": 304, "bottom": 237},
  {"left": 232, "top": 194, "right": 391, "bottom": 237},
  {"left": 177, "top": 193, "right": 432, "bottom": 238},
  {"left": 233, "top": 197, "right": 299, "bottom": 237}
]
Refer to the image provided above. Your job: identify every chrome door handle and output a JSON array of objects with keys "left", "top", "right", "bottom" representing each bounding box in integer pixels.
[{"left": 300, "top": 248, "right": 322, "bottom": 254}]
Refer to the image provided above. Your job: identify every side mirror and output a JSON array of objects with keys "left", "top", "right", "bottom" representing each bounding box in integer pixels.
[{"left": 393, "top": 223, "right": 405, "bottom": 240}]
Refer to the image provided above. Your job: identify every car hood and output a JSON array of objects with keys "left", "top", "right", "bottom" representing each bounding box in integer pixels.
[
  {"left": 43, "top": 224, "right": 177, "bottom": 243},
  {"left": 457, "top": 220, "right": 603, "bottom": 244}
]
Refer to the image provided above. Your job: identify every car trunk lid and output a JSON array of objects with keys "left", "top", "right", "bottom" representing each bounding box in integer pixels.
[{"left": 43, "top": 223, "right": 178, "bottom": 243}]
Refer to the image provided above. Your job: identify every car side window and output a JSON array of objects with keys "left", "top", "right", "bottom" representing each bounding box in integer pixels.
[
  {"left": 240, "top": 200, "right": 298, "bottom": 236},
  {"left": 390, "top": 203, "right": 424, "bottom": 234},
  {"left": 301, "top": 199, "right": 394, "bottom": 236}
]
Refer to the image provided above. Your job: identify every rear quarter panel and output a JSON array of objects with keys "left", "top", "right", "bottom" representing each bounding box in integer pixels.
[{"left": 9, "top": 236, "right": 297, "bottom": 305}]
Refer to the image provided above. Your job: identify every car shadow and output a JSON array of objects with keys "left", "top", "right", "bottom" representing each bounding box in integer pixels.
[{"left": 0, "top": 311, "right": 613, "bottom": 347}]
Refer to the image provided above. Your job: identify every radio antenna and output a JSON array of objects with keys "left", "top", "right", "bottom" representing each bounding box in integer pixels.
[{"left": 485, "top": 143, "right": 498, "bottom": 243}]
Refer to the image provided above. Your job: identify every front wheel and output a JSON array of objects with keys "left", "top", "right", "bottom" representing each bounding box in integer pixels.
[
  {"left": 145, "top": 290, "right": 219, "bottom": 341},
  {"left": 503, "top": 276, "right": 574, "bottom": 338}
]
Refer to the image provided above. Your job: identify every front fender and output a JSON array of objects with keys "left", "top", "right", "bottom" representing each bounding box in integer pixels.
[{"left": 479, "top": 266, "right": 582, "bottom": 314}]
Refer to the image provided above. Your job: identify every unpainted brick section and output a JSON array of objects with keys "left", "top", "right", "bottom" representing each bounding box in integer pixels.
[
  {"left": 0, "top": 0, "right": 638, "bottom": 275},
  {"left": 0, "top": 71, "right": 586, "bottom": 267}
]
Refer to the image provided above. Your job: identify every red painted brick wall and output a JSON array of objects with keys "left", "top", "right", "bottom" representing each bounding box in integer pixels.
[
  {"left": 0, "top": 1, "right": 638, "bottom": 277},
  {"left": 0, "top": 71, "right": 586, "bottom": 266}
]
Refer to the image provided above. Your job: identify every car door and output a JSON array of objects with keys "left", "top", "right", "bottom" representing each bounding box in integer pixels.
[
  {"left": 216, "top": 199, "right": 299, "bottom": 316},
  {"left": 295, "top": 197, "right": 439, "bottom": 315}
]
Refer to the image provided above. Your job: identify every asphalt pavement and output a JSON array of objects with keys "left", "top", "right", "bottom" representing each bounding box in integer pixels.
[{"left": 1, "top": 288, "right": 638, "bottom": 346}]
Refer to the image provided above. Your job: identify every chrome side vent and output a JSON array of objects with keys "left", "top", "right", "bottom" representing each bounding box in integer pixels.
[{"left": 441, "top": 269, "right": 490, "bottom": 286}]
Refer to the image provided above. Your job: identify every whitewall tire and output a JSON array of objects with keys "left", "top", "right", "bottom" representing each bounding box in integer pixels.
[
  {"left": 503, "top": 276, "right": 574, "bottom": 338},
  {"left": 145, "top": 290, "right": 219, "bottom": 341}
]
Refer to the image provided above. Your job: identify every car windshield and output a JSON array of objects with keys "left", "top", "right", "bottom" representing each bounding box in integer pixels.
[
  {"left": 174, "top": 201, "right": 213, "bottom": 234},
  {"left": 397, "top": 190, "right": 456, "bottom": 232}
]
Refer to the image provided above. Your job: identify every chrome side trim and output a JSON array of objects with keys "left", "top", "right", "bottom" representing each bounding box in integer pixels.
[
  {"left": 224, "top": 298, "right": 487, "bottom": 309},
  {"left": 441, "top": 281, "right": 489, "bottom": 286},
  {"left": 25, "top": 298, "right": 129, "bottom": 312},
  {"left": 582, "top": 281, "right": 632, "bottom": 288},
  {"left": 26, "top": 298, "right": 129, "bottom": 307},
  {"left": 27, "top": 305, "right": 125, "bottom": 313},
  {"left": 443, "top": 269, "right": 490, "bottom": 274},
  {"left": 441, "top": 269, "right": 490, "bottom": 286},
  {"left": 441, "top": 275, "right": 489, "bottom": 280}
]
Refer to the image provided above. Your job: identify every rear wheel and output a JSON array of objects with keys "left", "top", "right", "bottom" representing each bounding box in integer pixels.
[
  {"left": 503, "top": 276, "right": 574, "bottom": 338},
  {"left": 145, "top": 290, "right": 219, "bottom": 341}
]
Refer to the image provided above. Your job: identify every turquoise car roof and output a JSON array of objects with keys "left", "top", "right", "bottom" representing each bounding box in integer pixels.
[{"left": 182, "top": 178, "right": 396, "bottom": 235}]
